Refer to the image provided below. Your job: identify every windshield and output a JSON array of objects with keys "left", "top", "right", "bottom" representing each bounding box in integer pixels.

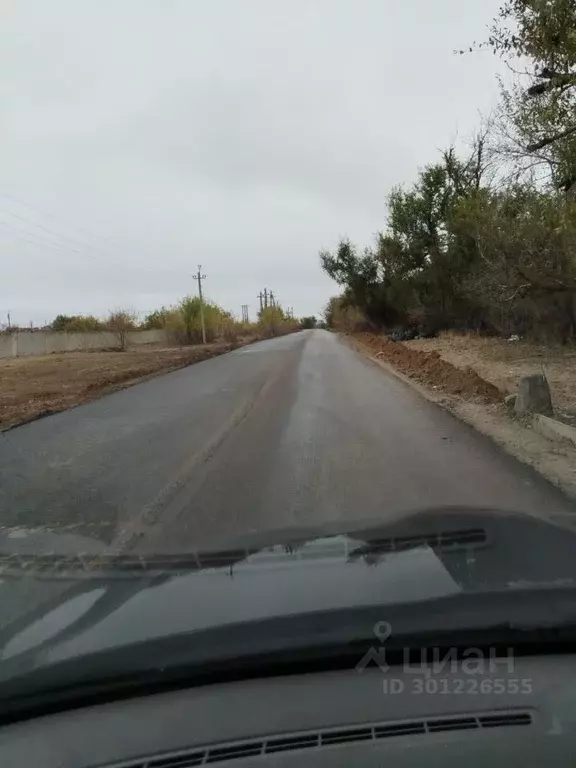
[{"left": 1, "top": 0, "right": 576, "bottom": 715}]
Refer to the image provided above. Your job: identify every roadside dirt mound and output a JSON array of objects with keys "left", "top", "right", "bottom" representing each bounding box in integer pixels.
[{"left": 356, "top": 333, "right": 502, "bottom": 403}]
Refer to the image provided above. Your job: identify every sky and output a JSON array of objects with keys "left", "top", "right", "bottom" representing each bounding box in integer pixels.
[{"left": 0, "top": 0, "right": 504, "bottom": 326}]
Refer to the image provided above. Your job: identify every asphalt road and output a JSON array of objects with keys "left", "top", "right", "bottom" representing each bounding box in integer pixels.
[{"left": 1, "top": 330, "right": 574, "bottom": 553}]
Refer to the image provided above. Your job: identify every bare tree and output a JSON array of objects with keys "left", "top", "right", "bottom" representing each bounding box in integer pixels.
[{"left": 107, "top": 309, "right": 137, "bottom": 351}]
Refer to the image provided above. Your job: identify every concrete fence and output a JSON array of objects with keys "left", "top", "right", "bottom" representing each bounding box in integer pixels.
[{"left": 0, "top": 329, "right": 168, "bottom": 359}]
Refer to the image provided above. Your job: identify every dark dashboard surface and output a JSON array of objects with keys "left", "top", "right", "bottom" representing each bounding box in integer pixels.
[{"left": 0, "top": 656, "right": 575, "bottom": 768}]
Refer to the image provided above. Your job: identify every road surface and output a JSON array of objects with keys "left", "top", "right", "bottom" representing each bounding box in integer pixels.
[{"left": 0, "top": 330, "right": 574, "bottom": 552}]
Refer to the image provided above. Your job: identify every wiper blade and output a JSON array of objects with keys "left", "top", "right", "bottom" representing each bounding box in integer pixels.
[
  {"left": 348, "top": 527, "right": 487, "bottom": 561},
  {"left": 0, "top": 550, "right": 258, "bottom": 579}
]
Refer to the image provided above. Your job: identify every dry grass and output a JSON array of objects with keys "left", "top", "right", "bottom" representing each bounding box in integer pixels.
[
  {"left": 0, "top": 340, "right": 253, "bottom": 430},
  {"left": 408, "top": 332, "right": 576, "bottom": 418}
]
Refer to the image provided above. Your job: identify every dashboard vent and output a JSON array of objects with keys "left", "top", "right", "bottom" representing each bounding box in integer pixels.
[{"left": 107, "top": 710, "right": 532, "bottom": 768}]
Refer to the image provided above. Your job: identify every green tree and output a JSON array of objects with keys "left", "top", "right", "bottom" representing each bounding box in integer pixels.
[
  {"left": 179, "top": 296, "right": 224, "bottom": 343},
  {"left": 320, "top": 147, "right": 488, "bottom": 331},
  {"left": 453, "top": 184, "right": 576, "bottom": 339}
]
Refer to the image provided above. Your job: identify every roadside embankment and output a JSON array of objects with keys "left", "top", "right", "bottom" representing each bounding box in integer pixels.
[{"left": 354, "top": 332, "right": 502, "bottom": 402}]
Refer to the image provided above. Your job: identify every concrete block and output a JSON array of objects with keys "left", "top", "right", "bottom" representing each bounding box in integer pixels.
[
  {"left": 515, "top": 374, "right": 553, "bottom": 416},
  {"left": 533, "top": 414, "right": 576, "bottom": 448}
]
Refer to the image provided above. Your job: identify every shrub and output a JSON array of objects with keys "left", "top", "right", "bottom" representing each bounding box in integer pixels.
[
  {"left": 142, "top": 307, "right": 173, "bottom": 330},
  {"left": 50, "top": 314, "right": 104, "bottom": 332}
]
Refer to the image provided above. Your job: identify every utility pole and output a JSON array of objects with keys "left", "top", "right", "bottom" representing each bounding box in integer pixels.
[
  {"left": 6, "top": 311, "right": 11, "bottom": 330},
  {"left": 269, "top": 290, "right": 275, "bottom": 308},
  {"left": 194, "top": 265, "right": 207, "bottom": 344},
  {"left": 263, "top": 287, "right": 268, "bottom": 309},
  {"left": 257, "top": 292, "right": 264, "bottom": 312}
]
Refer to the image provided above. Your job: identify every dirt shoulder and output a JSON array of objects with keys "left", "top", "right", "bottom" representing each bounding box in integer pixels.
[
  {"left": 0, "top": 339, "right": 257, "bottom": 431},
  {"left": 409, "top": 332, "right": 576, "bottom": 424},
  {"left": 349, "top": 332, "right": 576, "bottom": 502}
]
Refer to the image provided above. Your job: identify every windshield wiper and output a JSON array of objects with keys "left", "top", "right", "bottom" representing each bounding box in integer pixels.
[{"left": 0, "top": 550, "right": 258, "bottom": 578}]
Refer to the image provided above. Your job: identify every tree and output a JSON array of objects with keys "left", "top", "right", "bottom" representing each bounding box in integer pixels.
[
  {"left": 452, "top": 185, "right": 576, "bottom": 339},
  {"left": 485, "top": 0, "right": 576, "bottom": 191},
  {"left": 323, "top": 296, "right": 366, "bottom": 331},
  {"left": 107, "top": 309, "right": 137, "bottom": 350},
  {"left": 299, "top": 316, "right": 318, "bottom": 329},
  {"left": 259, "top": 305, "right": 288, "bottom": 336},
  {"left": 320, "top": 238, "right": 379, "bottom": 311},
  {"left": 319, "top": 146, "right": 490, "bottom": 331},
  {"left": 178, "top": 296, "right": 225, "bottom": 343}
]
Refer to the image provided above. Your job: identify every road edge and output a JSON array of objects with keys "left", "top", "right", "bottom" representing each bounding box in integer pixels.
[
  {"left": 0, "top": 334, "right": 294, "bottom": 433},
  {"left": 344, "top": 333, "right": 576, "bottom": 502}
]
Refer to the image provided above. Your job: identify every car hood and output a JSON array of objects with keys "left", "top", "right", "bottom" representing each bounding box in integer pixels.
[{"left": 1, "top": 506, "right": 576, "bottom": 681}]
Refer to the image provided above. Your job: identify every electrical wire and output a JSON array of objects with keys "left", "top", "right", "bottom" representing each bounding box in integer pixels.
[{"left": 0, "top": 191, "right": 188, "bottom": 278}]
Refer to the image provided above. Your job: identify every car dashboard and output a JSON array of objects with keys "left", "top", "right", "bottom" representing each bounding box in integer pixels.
[{"left": 0, "top": 654, "right": 575, "bottom": 767}]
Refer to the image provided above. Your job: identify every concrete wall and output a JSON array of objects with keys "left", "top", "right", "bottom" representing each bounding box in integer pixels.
[
  {"left": 0, "top": 334, "right": 17, "bottom": 359},
  {"left": 126, "top": 329, "right": 166, "bottom": 346},
  {"left": 15, "top": 332, "right": 48, "bottom": 357},
  {"left": 0, "top": 329, "right": 168, "bottom": 359},
  {"left": 45, "top": 331, "right": 119, "bottom": 354}
]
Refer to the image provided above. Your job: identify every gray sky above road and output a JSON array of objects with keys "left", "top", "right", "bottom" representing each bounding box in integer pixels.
[{"left": 0, "top": 0, "right": 503, "bottom": 325}]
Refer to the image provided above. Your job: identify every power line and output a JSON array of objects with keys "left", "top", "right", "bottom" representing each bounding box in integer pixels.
[
  {"left": 0, "top": 190, "right": 157, "bottom": 259},
  {"left": 0, "top": 220, "right": 81, "bottom": 255},
  {"left": 0, "top": 195, "right": 187, "bottom": 279},
  {"left": 0, "top": 208, "right": 95, "bottom": 252},
  {"left": 0, "top": 214, "right": 187, "bottom": 281}
]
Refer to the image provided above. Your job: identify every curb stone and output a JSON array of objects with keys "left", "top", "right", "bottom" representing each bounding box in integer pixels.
[{"left": 533, "top": 414, "right": 576, "bottom": 448}]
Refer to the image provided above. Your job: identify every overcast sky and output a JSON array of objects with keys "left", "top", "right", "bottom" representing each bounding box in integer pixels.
[{"left": 1, "top": 0, "right": 503, "bottom": 325}]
